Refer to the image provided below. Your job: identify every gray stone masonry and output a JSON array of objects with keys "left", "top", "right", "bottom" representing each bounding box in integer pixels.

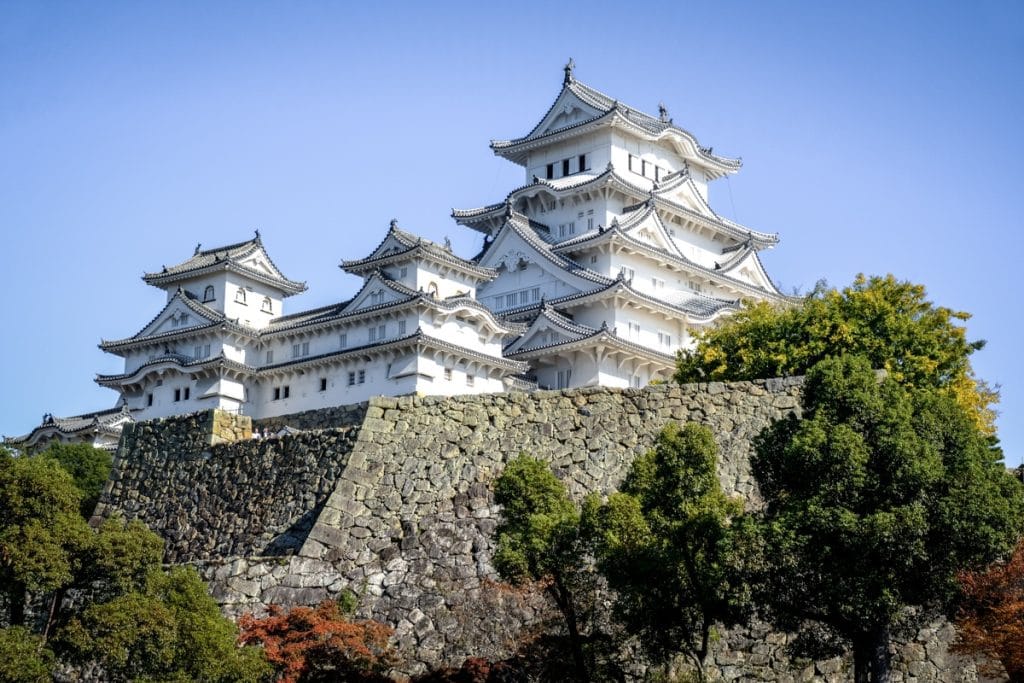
[{"left": 99, "top": 381, "right": 981, "bottom": 680}]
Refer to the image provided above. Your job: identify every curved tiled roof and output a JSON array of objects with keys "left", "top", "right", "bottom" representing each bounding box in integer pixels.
[
  {"left": 490, "top": 74, "right": 741, "bottom": 175},
  {"left": 258, "top": 329, "right": 529, "bottom": 376},
  {"left": 99, "top": 289, "right": 254, "bottom": 352},
  {"left": 506, "top": 323, "right": 677, "bottom": 366},
  {"left": 5, "top": 405, "right": 133, "bottom": 447},
  {"left": 142, "top": 234, "right": 307, "bottom": 295},
  {"left": 476, "top": 212, "right": 614, "bottom": 287},
  {"left": 96, "top": 353, "right": 252, "bottom": 387},
  {"left": 342, "top": 222, "right": 498, "bottom": 280},
  {"left": 550, "top": 208, "right": 785, "bottom": 300},
  {"left": 454, "top": 167, "right": 778, "bottom": 248}
]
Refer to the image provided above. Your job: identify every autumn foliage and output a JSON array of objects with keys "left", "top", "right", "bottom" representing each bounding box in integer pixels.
[
  {"left": 953, "top": 540, "right": 1024, "bottom": 681},
  {"left": 239, "top": 600, "right": 396, "bottom": 682}
]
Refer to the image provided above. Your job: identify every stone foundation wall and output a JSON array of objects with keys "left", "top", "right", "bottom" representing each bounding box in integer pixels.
[
  {"left": 96, "top": 412, "right": 359, "bottom": 562},
  {"left": 99, "top": 381, "right": 979, "bottom": 680}
]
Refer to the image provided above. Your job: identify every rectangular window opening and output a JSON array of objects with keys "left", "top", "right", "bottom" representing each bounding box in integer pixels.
[
  {"left": 319, "top": 378, "right": 327, "bottom": 392},
  {"left": 562, "top": 158, "right": 570, "bottom": 176},
  {"left": 546, "top": 163, "right": 554, "bottom": 180}
]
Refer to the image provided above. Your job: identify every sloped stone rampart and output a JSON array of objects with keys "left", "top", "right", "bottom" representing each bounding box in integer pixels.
[
  {"left": 100, "top": 381, "right": 980, "bottom": 680},
  {"left": 95, "top": 412, "right": 358, "bottom": 562}
]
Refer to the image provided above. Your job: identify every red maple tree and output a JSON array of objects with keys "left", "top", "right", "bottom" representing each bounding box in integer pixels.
[
  {"left": 239, "top": 599, "right": 396, "bottom": 682},
  {"left": 953, "top": 540, "right": 1024, "bottom": 681}
]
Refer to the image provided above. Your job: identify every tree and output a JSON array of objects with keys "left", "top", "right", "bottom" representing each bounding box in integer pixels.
[
  {"left": 492, "top": 456, "right": 593, "bottom": 682},
  {"left": 0, "top": 450, "right": 92, "bottom": 627},
  {"left": 0, "top": 449, "right": 269, "bottom": 682},
  {"left": 582, "top": 423, "right": 754, "bottom": 680},
  {"left": 752, "top": 354, "right": 1023, "bottom": 682},
  {"left": 0, "top": 627, "right": 55, "bottom": 683},
  {"left": 676, "top": 274, "right": 997, "bottom": 433},
  {"left": 238, "top": 598, "right": 395, "bottom": 683},
  {"left": 952, "top": 538, "right": 1024, "bottom": 680},
  {"left": 59, "top": 565, "right": 270, "bottom": 682},
  {"left": 40, "top": 442, "right": 113, "bottom": 519}
]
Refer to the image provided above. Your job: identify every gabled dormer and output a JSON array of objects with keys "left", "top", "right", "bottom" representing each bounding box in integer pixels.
[
  {"left": 341, "top": 271, "right": 420, "bottom": 315},
  {"left": 100, "top": 289, "right": 223, "bottom": 356}
]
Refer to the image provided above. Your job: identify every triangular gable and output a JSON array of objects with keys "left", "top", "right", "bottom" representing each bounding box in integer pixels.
[
  {"left": 721, "top": 250, "right": 780, "bottom": 293},
  {"left": 620, "top": 207, "right": 683, "bottom": 258},
  {"left": 236, "top": 244, "right": 289, "bottom": 281},
  {"left": 341, "top": 272, "right": 418, "bottom": 314},
  {"left": 656, "top": 175, "right": 714, "bottom": 216},
  {"left": 476, "top": 219, "right": 602, "bottom": 294},
  {"left": 525, "top": 87, "right": 606, "bottom": 141},
  {"left": 133, "top": 292, "right": 221, "bottom": 340},
  {"left": 504, "top": 309, "right": 593, "bottom": 355},
  {"left": 363, "top": 231, "right": 414, "bottom": 262}
]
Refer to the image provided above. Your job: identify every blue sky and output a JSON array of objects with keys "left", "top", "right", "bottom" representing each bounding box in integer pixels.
[{"left": 2, "top": 2, "right": 1022, "bottom": 462}]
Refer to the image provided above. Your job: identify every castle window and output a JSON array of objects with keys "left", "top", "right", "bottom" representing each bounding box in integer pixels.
[
  {"left": 400, "top": 267, "right": 408, "bottom": 278},
  {"left": 590, "top": 255, "right": 598, "bottom": 264},
  {"left": 292, "top": 342, "right": 309, "bottom": 358},
  {"left": 444, "top": 368, "right": 452, "bottom": 381},
  {"left": 531, "top": 287, "right": 540, "bottom": 302},
  {"left": 235, "top": 288, "right": 247, "bottom": 304},
  {"left": 519, "top": 291, "right": 529, "bottom": 305},
  {"left": 652, "top": 277, "right": 665, "bottom": 290},
  {"left": 628, "top": 321, "right": 641, "bottom": 339},
  {"left": 266, "top": 349, "right": 274, "bottom": 364},
  {"left": 641, "top": 159, "right": 648, "bottom": 177},
  {"left": 557, "top": 369, "right": 572, "bottom": 389},
  {"left": 562, "top": 159, "right": 570, "bottom": 176},
  {"left": 505, "top": 293, "right": 516, "bottom": 308},
  {"left": 184, "top": 387, "right": 190, "bottom": 400},
  {"left": 368, "top": 324, "right": 385, "bottom": 342},
  {"left": 174, "top": 388, "right": 181, "bottom": 402},
  {"left": 619, "top": 266, "right": 635, "bottom": 281},
  {"left": 628, "top": 154, "right": 636, "bottom": 173},
  {"left": 339, "top": 333, "right": 347, "bottom": 349},
  {"left": 283, "top": 386, "right": 290, "bottom": 399},
  {"left": 466, "top": 373, "right": 475, "bottom": 387},
  {"left": 427, "top": 282, "right": 439, "bottom": 297},
  {"left": 202, "top": 285, "right": 215, "bottom": 302},
  {"left": 578, "top": 154, "right": 587, "bottom": 172},
  {"left": 658, "top": 331, "right": 672, "bottom": 348},
  {"left": 347, "top": 371, "right": 356, "bottom": 386},
  {"left": 633, "top": 375, "right": 642, "bottom": 388},
  {"left": 193, "top": 344, "right": 210, "bottom": 359},
  {"left": 357, "top": 370, "right": 365, "bottom": 384},
  {"left": 146, "top": 393, "right": 153, "bottom": 407},
  {"left": 546, "top": 163, "right": 554, "bottom": 180},
  {"left": 319, "top": 378, "right": 327, "bottom": 392},
  {"left": 273, "top": 387, "right": 280, "bottom": 400},
  {"left": 261, "top": 297, "right": 273, "bottom": 313},
  {"left": 397, "top": 320, "right": 406, "bottom": 335}
]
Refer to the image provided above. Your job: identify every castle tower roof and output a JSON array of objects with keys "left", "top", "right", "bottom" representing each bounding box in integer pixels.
[
  {"left": 490, "top": 62, "right": 741, "bottom": 179},
  {"left": 142, "top": 232, "right": 307, "bottom": 296}
]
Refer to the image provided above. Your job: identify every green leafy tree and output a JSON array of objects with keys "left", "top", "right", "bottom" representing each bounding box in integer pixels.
[
  {"left": 0, "top": 627, "right": 55, "bottom": 683},
  {"left": 59, "top": 565, "right": 270, "bottom": 682},
  {"left": 676, "top": 274, "right": 997, "bottom": 433},
  {"left": 40, "top": 442, "right": 113, "bottom": 518},
  {"left": 0, "top": 449, "right": 269, "bottom": 682},
  {"left": 0, "top": 450, "right": 92, "bottom": 627},
  {"left": 493, "top": 456, "right": 593, "bottom": 682},
  {"left": 582, "top": 423, "right": 753, "bottom": 680},
  {"left": 752, "top": 355, "right": 1023, "bottom": 682}
]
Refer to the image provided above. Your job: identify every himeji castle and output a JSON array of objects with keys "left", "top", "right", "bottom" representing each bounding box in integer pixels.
[{"left": 8, "top": 62, "right": 788, "bottom": 446}]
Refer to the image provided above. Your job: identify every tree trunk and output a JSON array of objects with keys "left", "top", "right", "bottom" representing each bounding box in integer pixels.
[
  {"left": 868, "top": 624, "right": 891, "bottom": 683},
  {"left": 852, "top": 633, "right": 871, "bottom": 683},
  {"left": 9, "top": 580, "right": 27, "bottom": 627},
  {"left": 852, "top": 626, "right": 892, "bottom": 682},
  {"left": 548, "top": 574, "right": 589, "bottom": 683}
]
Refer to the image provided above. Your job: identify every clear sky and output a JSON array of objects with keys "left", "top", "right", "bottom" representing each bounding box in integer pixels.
[{"left": 2, "top": 2, "right": 1022, "bottom": 462}]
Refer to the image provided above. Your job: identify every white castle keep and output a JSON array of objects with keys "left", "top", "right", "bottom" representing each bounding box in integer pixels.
[{"left": 10, "top": 63, "right": 788, "bottom": 448}]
